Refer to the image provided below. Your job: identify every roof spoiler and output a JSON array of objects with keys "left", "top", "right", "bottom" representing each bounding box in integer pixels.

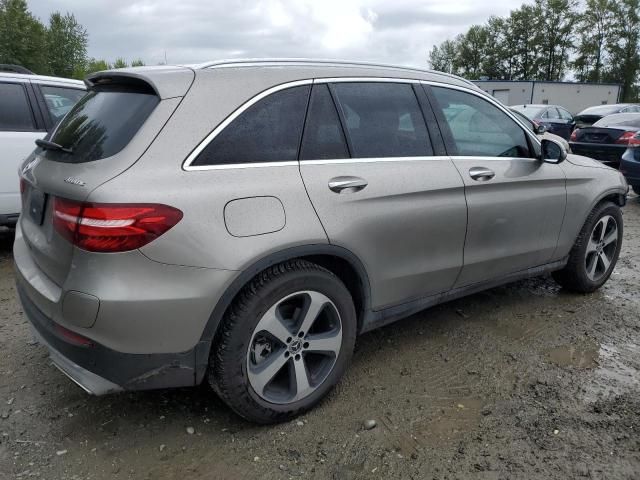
[
  {"left": 86, "top": 67, "right": 194, "bottom": 99},
  {"left": 0, "top": 64, "right": 34, "bottom": 75}
]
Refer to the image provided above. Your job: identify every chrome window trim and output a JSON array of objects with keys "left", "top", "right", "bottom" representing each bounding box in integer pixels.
[
  {"left": 301, "top": 155, "right": 451, "bottom": 166},
  {"left": 182, "top": 76, "right": 540, "bottom": 172}
]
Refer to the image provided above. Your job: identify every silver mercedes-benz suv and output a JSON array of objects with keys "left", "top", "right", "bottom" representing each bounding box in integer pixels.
[{"left": 14, "top": 60, "right": 628, "bottom": 423}]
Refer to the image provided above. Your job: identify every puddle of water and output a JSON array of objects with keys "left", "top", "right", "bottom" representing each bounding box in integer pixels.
[
  {"left": 547, "top": 342, "right": 640, "bottom": 402},
  {"left": 584, "top": 343, "right": 640, "bottom": 402},
  {"left": 546, "top": 343, "right": 600, "bottom": 369}
]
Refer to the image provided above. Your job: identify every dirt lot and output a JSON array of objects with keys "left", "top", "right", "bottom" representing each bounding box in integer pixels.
[{"left": 1, "top": 195, "right": 639, "bottom": 480}]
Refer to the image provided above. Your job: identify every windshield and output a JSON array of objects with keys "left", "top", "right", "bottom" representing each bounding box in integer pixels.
[
  {"left": 593, "top": 113, "right": 640, "bottom": 128},
  {"left": 40, "top": 86, "right": 159, "bottom": 163},
  {"left": 511, "top": 105, "right": 546, "bottom": 119}
]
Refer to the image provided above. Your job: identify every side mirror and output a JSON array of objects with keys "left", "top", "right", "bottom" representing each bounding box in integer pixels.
[
  {"left": 535, "top": 124, "right": 547, "bottom": 134},
  {"left": 541, "top": 138, "right": 567, "bottom": 164}
]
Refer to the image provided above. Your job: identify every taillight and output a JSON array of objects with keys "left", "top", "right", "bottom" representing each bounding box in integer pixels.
[
  {"left": 570, "top": 129, "right": 579, "bottom": 141},
  {"left": 53, "top": 198, "right": 183, "bottom": 253},
  {"left": 615, "top": 131, "right": 640, "bottom": 147},
  {"left": 19, "top": 177, "right": 26, "bottom": 194}
]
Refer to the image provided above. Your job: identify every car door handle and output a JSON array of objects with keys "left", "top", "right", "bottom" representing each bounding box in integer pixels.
[
  {"left": 328, "top": 176, "right": 368, "bottom": 194},
  {"left": 469, "top": 167, "right": 495, "bottom": 182}
]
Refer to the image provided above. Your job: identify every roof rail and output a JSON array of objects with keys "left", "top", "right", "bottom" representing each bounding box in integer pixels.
[
  {"left": 0, "top": 64, "right": 34, "bottom": 75},
  {"left": 196, "top": 58, "right": 477, "bottom": 88}
]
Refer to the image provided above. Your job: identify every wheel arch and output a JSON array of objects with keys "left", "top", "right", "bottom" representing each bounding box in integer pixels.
[{"left": 194, "top": 244, "right": 371, "bottom": 384}]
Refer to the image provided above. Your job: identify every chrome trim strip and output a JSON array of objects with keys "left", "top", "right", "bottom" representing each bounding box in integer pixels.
[
  {"left": 301, "top": 156, "right": 451, "bottom": 166},
  {"left": 182, "top": 76, "right": 540, "bottom": 172},
  {"left": 182, "top": 79, "right": 313, "bottom": 171},
  {"left": 313, "top": 77, "right": 420, "bottom": 84},
  {"left": 185, "top": 161, "right": 298, "bottom": 171}
]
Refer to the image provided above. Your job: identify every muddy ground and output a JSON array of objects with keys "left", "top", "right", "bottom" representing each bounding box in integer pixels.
[{"left": 1, "top": 195, "right": 639, "bottom": 480}]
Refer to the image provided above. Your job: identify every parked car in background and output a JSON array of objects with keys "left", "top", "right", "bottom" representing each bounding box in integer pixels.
[
  {"left": 569, "top": 113, "right": 640, "bottom": 168},
  {"left": 0, "top": 67, "right": 85, "bottom": 227},
  {"left": 510, "top": 108, "right": 571, "bottom": 153},
  {"left": 15, "top": 60, "right": 627, "bottom": 424},
  {"left": 574, "top": 104, "right": 640, "bottom": 129},
  {"left": 511, "top": 104, "right": 575, "bottom": 140},
  {"left": 620, "top": 136, "right": 640, "bottom": 195}
]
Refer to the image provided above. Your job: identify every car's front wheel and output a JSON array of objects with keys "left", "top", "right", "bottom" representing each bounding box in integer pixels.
[
  {"left": 553, "top": 201, "right": 623, "bottom": 293},
  {"left": 209, "top": 260, "right": 356, "bottom": 423}
]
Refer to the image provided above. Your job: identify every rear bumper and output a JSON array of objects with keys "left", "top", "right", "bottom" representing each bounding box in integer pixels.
[
  {"left": 17, "top": 281, "right": 198, "bottom": 393},
  {"left": 0, "top": 212, "right": 19, "bottom": 227},
  {"left": 569, "top": 142, "right": 626, "bottom": 167}
]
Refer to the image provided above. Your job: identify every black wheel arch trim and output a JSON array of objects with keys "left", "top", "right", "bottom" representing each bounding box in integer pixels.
[{"left": 194, "top": 244, "right": 372, "bottom": 384}]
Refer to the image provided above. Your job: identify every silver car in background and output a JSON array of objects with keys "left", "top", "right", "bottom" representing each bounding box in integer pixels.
[{"left": 14, "top": 60, "right": 628, "bottom": 423}]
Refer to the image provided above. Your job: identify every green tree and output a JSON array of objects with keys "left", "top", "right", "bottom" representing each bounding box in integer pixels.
[
  {"left": 456, "top": 25, "right": 489, "bottom": 79},
  {"left": 533, "top": 0, "right": 578, "bottom": 81},
  {"left": 428, "top": 39, "right": 459, "bottom": 74},
  {"left": 84, "top": 58, "right": 110, "bottom": 75},
  {"left": 112, "top": 57, "right": 127, "bottom": 69},
  {"left": 573, "top": 0, "right": 614, "bottom": 82},
  {"left": 0, "top": 0, "right": 48, "bottom": 73},
  {"left": 506, "top": 4, "right": 540, "bottom": 80},
  {"left": 130, "top": 58, "right": 145, "bottom": 67},
  {"left": 603, "top": 0, "right": 640, "bottom": 101},
  {"left": 46, "top": 12, "right": 87, "bottom": 78}
]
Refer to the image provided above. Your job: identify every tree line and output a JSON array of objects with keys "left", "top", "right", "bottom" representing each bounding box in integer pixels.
[
  {"left": 428, "top": 0, "right": 640, "bottom": 101},
  {"left": 0, "top": 0, "right": 144, "bottom": 79}
]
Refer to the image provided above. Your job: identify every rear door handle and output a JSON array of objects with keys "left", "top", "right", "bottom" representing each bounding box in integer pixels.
[
  {"left": 328, "top": 176, "right": 368, "bottom": 194},
  {"left": 469, "top": 167, "right": 495, "bottom": 181}
]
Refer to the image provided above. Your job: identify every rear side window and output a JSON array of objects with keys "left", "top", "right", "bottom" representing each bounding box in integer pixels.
[
  {"left": 300, "top": 84, "right": 349, "bottom": 160},
  {"left": 431, "top": 86, "right": 531, "bottom": 158},
  {"left": 39, "top": 86, "right": 85, "bottom": 124},
  {"left": 331, "top": 83, "right": 433, "bottom": 158},
  {"left": 192, "top": 85, "right": 311, "bottom": 166},
  {"left": 0, "top": 82, "right": 35, "bottom": 131},
  {"left": 42, "top": 86, "right": 159, "bottom": 163}
]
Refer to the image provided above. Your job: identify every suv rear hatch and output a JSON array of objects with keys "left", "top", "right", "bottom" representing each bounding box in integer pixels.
[{"left": 19, "top": 68, "right": 193, "bottom": 287}]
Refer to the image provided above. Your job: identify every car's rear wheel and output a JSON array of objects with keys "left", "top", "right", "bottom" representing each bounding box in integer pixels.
[
  {"left": 209, "top": 260, "right": 356, "bottom": 423},
  {"left": 552, "top": 201, "right": 623, "bottom": 293}
]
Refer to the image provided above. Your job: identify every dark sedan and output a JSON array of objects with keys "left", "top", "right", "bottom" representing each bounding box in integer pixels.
[
  {"left": 574, "top": 103, "right": 640, "bottom": 128},
  {"left": 510, "top": 104, "right": 575, "bottom": 140},
  {"left": 569, "top": 113, "right": 640, "bottom": 168},
  {"left": 620, "top": 143, "right": 640, "bottom": 195}
]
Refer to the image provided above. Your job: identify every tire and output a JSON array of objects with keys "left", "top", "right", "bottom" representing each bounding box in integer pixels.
[
  {"left": 209, "top": 260, "right": 357, "bottom": 424},
  {"left": 633, "top": 185, "right": 640, "bottom": 196},
  {"left": 552, "top": 201, "right": 623, "bottom": 293}
]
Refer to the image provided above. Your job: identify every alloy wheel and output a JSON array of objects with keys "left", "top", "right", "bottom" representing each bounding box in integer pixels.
[
  {"left": 585, "top": 214, "right": 618, "bottom": 282},
  {"left": 246, "top": 291, "right": 342, "bottom": 404}
]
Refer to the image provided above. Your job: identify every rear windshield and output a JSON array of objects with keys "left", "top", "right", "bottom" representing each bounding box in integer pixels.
[
  {"left": 578, "top": 105, "right": 622, "bottom": 116},
  {"left": 511, "top": 105, "right": 545, "bottom": 120},
  {"left": 593, "top": 113, "right": 640, "bottom": 128},
  {"left": 40, "top": 86, "right": 159, "bottom": 163}
]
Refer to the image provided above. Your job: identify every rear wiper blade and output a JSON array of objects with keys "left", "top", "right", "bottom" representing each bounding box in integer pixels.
[{"left": 35, "top": 138, "right": 73, "bottom": 154}]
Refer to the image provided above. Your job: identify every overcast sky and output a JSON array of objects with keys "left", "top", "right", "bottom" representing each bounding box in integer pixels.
[{"left": 29, "top": 0, "right": 527, "bottom": 68}]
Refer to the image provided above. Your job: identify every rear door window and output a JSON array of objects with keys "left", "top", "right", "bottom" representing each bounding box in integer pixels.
[
  {"left": 0, "top": 82, "right": 35, "bottom": 131},
  {"left": 331, "top": 82, "right": 433, "bottom": 158},
  {"left": 300, "top": 84, "right": 349, "bottom": 160},
  {"left": 430, "top": 86, "right": 532, "bottom": 158},
  {"left": 41, "top": 86, "right": 159, "bottom": 163},
  {"left": 39, "top": 86, "right": 85, "bottom": 124},
  {"left": 192, "top": 85, "right": 311, "bottom": 166}
]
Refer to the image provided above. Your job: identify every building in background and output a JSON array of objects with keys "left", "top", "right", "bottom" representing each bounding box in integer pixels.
[{"left": 473, "top": 80, "right": 621, "bottom": 114}]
